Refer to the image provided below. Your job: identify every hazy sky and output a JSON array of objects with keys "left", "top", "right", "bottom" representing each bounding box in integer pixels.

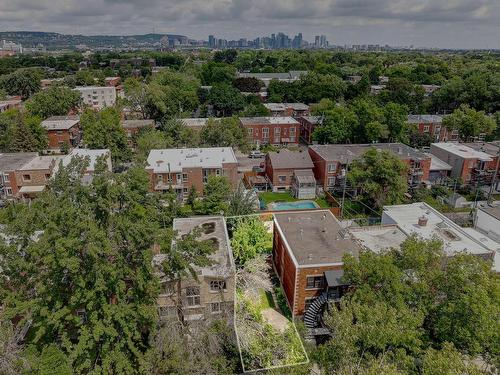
[{"left": 1, "top": 0, "right": 499, "bottom": 49}]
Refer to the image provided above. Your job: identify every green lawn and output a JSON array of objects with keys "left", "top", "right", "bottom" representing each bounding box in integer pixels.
[
  {"left": 258, "top": 191, "right": 298, "bottom": 205},
  {"left": 260, "top": 290, "right": 276, "bottom": 309},
  {"left": 314, "top": 197, "right": 330, "bottom": 208}
]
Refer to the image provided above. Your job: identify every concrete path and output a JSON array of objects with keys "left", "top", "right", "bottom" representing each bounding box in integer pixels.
[{"left": 261, "top": 307, "right": 289, "bottom": 333}]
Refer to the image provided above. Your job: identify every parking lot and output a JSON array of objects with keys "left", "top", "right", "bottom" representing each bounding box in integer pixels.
[{"left": 235, "top": 150, "right": 264, "bottom": 173}]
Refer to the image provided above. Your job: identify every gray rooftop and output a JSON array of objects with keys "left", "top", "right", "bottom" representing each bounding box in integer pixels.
[
  {"left": 154, "top": 216, "right": 234, "bottom": 278},
  {"left": 264, "top": 103, "right": 309, "bottom": 111},
  {"left": 0, "top": 152, "right": 38, "bottom": 172},
  {"left": 146, "top": 147, "right": 237, "bottom": 173},
  {"left": 268, "top": 150, "right": 314, "bottom": 170},
  {"left": 41, "top": 115, "right": 80, "bottom": 131},
  {"left": 294, "top": 169, "right": 316, "bottom": 184},
  {"left": 463, "top": 142, "right": 500, "bottom": 158},
  {"left": 240, "top": 116, "right": 299, "bottom": 126},
  {"left": 425, "top": 153, "right": 452, "bottom": 171},
  {"left": 407, "top": 114, "right": 444, "bottom": 124},
  {"left": 121, "top": 119, "right": 155, "bottom": 129},
  {"left": 480, "top": 206, "right": 500, "bottom": 222},
  {"left": 274, "top": 210, "right": 360, "bottom": 266},
  {"left": 300, "top": 116, "right": 322, "bottom": 124},
  {"left": 309, "top": 143, "right": 428, "bottom": 162}
]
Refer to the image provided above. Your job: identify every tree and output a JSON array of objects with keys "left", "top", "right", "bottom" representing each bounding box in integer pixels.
[
  {"left": 213, "top": 49, "right": 238, "bottom": 64},
  {"left": 443, "top": 104, "right": 496, "bottom": 140},
  {"left": 200, "top": 62, "right": 236, "bottom": 85},
  {"left": 233, "top": 77, "right": 263, "bottom": 93},
  {"left": 0, "top": 319, "right": 32, "bottom": 375},
  {"left": 379, "top": 77, "right": 425, "bottom": 113},
  {"left": 123, "top": 77, "right": 148, "bottom": 118},
  {"left": 161, "top": 118, "right": 199, "bottom": 147},
  {"left": 135, "top": 128, "right": 172, "bottom": 161},
  {"left": 348, "top": 148, "right": 408, "bottom": 209},
  {"left": 200, "top": 117, "right": 248, "bottom": 150},
  {"left": 208, "top": 83, "right": 245, "bottom": 116},
  {"left": 230, "top": 217, "right": 272, "bottom": 265},
  {"left": 0, "top": 68, "right": 42, "bottom": 99},
  {"left": 80, "top": 107, "right": 131, "bottom": 163},
  {"left": 365, "top": 121, "right": 388, "bottom": 142},
  {"left": 383, "top": 102, "right": 408, "bottom": 141},
  {"left": 312, "top": 106, "right": 357, "bottom": 144},
  {"left": 0, "top": 109, "right": 47, "bottom": 152},
  {"left": 227, "top": 182, "right": 258, "bottom": 217},
  {"left": 201, "top": 175, "right": 231, "bottom": 215},
  {"left": 186, "top": 184, "right": 198, "bottom": 208},
  {"left": 37, "top": 344, "right": 72, "bottom": 375},
  {"left": 350, "top": 98, "right": 384, "bottom": 143},
  {"left": 298, "top": 72, "right": 346, "bottom": 103},
  {"left": 25, "top": 86, "right": 81, "bottom": 119}
]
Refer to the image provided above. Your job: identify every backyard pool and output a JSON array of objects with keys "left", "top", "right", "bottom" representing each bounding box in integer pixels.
[{"left": 266, "top": 200, "right": 319, "bottom": 211}]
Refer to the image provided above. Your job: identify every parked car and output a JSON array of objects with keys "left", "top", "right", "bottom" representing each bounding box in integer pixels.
[{"left": 249, "top": 150, "right": 264, "bottom": 158}]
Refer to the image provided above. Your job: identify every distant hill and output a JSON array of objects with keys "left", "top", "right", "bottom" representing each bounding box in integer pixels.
[{"left": 0, "top": 31, "right": 189, "bottom": 49}]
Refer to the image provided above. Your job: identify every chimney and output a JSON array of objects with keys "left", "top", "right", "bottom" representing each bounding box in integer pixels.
[{"left": 418, "top": 215, "right": 428, "bottom": 227}]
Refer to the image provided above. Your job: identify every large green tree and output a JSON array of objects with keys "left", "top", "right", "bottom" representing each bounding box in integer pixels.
[
  {"left": 348, "top": 147, "right": 408, "bottom": 209},
  {"left": 208, "top": 83, "right": 246, "bottom": 116},
  {"left": 0, "top": 109, "right": 47, "bottom": 152},
  {"left": 443, "top": 104, "right": 496, "bottom": 140},
  {"left": 200, "top": 117, "right": 248, "bottom": 150},
  {"left": 0, "top": 68, "right": 42, "bottom": 99},
  {"left": 25, "top": 86, "right": 81, "bottom": 119}
]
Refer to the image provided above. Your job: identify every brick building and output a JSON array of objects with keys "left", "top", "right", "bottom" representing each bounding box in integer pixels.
[
  {"left": 264, "top": 150, "right": 315, "bottom": 196},
  {"left": 0, "top": 152, "right": 38, "bottom": 199},
  {"left": 263, "top": 103, "right": 309, "bottom": 118},
  {"left": 146, "top": 147, "right": 239, "bottom": 198},
  {"left": 240, "top": 117, "right": 299, "bottom": 147},
  {"left": 104, "top": 76, "right": 121, "bottom": 87},
  {"left": 121, "top": 119, "right": 155, "bottom": 147},
  {"left": 0, "top": 98, "right": 22, "bottom": 113},
  {"left": 430, "top": 142, "right": 498, "bottom": 186},
  {"left": 14, "top": 155, "right": 62, "bottom": 200},
  {"left": 308, "top": 143, "right": 431, "bottom": 192},
  {"left": 407, "top": 114, "right": 458, "bottom": 142},
  {"left": 41, "top": 115, "right": 81, "bottom": 149},
  {"left": 153, "top": 216, "right": 235, "bottom": 322},
  {"left": 298, "top": 116, "right": 322, "bottom": 144},
  {"left": 272, "top": 210, "right": 360, "bottom": 318}
]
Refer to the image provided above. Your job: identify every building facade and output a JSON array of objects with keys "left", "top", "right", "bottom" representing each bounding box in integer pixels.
[
  {"left": 298, "top": 116, "right": 322, "bottom": 144},
  {"left": 407, "top": 114, "right": 458, "bottom": 142},
  {"left": 0, "top": 152, "right": 38, "bottom": 199},
  {"left": 263, "top": 103, "right": 310, "bottom": 118},
  {"left": 146, "top": 147, "right": 239, "bottom": 197},
  {"left": 264, "top": 150, "right": 315, "bottom": 193},
  {"left": 240, "top": 117, "right": 299, "bottom": 146},
  {"left": 41, "top": 115, "right": 81, "bottom": 149},
  {"left": 75, "top": 86, "right": 116, "bottom": 109}
]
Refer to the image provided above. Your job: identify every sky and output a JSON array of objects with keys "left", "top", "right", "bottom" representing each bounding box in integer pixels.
[{"left": 0, "top": 0, "right": 499, "bottom": 49}]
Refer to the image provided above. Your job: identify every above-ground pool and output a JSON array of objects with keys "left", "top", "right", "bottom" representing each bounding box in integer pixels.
[{"left": 266, "top": 200, "right": 319, "bottom": 211}]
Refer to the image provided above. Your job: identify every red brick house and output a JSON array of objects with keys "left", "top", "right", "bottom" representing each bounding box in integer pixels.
[
  {"left": 264, "top": 150, "right": 315, "bottom": 193},
  {"left": 146, "top": 147, "right": 239, "bottom": 198},
  {"left": 298, "top": 116, "right": 322, "bottom": 145},
  {"left": 308, "top": 143, "right": 431, "bottom": 192},
  {"left": 407, "top": 115, "right": 458, "bottom": 142},
  {"left": 0, "top": 152, "right": 38, "bottom": 199},
  {"left": 272, "top": 210, "right": 360, "bottom": 318},
  {"left": 240, "top": 117, "right": 299, "bottom": 147},
  {"left": 41, "top": 115, "right": 81, "bottom": 149},
  {"left": 104, "top": 76, "right": 121, "bottom": 87}
]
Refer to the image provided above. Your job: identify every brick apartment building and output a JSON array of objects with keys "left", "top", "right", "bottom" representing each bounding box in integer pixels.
[
  {"left": 14, "top": 155, "right": 61, "bottom": 200},
  {"left": 298, "top": 116, "right": 322, "bottom": 144},
  {"left": 74, "top": 86, "right": 116, "bottom": 109},
  {"left": 240, "top": 117, "right": 299, "bottom": 147},
  {"left": 272, "top": 210, "right": 360, "bottom": 317},
  {"left": 430, "top": 142, "right": 499, "bottom": 186},
  {"left": 308, "top": 143, "right": 431, "bottom": 192},
  {"left": 41, "top": 115, "right": 81, "bottom": 149},
  {"left": 407, "top": 115, "right": 458, "bottom": 142},
  {"left": 0, "top": 152, "right": 38, "bottom": 199},
  {"left": 121, "top": 119, "right": 155, "bottom": 147},
  {"left": 0, "top": 98, "right": 22, "bottom": 113},
  {"left": 264, "top": 150, "right": 315, "bottom": 197},
  {"left": 146, "top": 147, "right": 239, "bottom": 197},
  {"left": 104, "top": 76, "right": 121, "bottom": 87},
  {"left": 153, "top": 216, "right": 235, "bottom": 322},
  {"left": 263, "top": 103, "right": 310, "bottom": 118}
]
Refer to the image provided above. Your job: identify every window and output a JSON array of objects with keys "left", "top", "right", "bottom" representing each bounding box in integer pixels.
[
  {"left": 435, "top": 126, "right": 441, "bottom": 134},
  {"left": 215, "top": 169, "right": 221, "bottom": 176},
  {"left": 211, "top": 302, "right": 222, "bottom": 313},
  {"left": 328, "top": 163, "right": 337, "bottom": 173},
  {"left": 22, "top": 174, "right": 31, "bottom": 181},
  {"left": 186, "top": 287, "right": 200, "bottom": 306},
  {"left": 183, "top": 188, "right": 188, "bottom": 193},
  {"left": 161, "top": 282, "right": 175, "bottom": 296},
  {"left": 182, "top": 173, "right": 188, "bottom": 182},
  {"left": 289, "top": 127, "right": 296, "bottom": 136},
  {"left": 262, "top": 127, "right": 269, "bottom": 138},
  {"left": 167, "top": 174, "right": 172, "bottom": 183},
  {"left": 274, "top": 127, "right": 281, "bottom": 135},
  {"left": 157, "top": 174, "right": 163, "bottom": 182},
  {"left": 6, "top": 187, "right": 13, "bottom": 196},
  {"left": 210, "top": 280, "right": 226, "bottom": 292},
  {"left": 176, "top": 173, "right": 182, "bottom": 181},
  {"left": 3, "top": 174, "right": 9, "bottom": 182},
  {"left": 423, "top": 125, "right": 430, "bottom": 132},
  {"left": 159, "top": 306, "right": 177, "bottom": 318},
  {"left": 247, "top": 128, "right": 253, "bottom": 135},
  {"left": 278, "top": 175, "right": 287, "bottom": 183},
  {"left": 306, "top": 276, "right": 324, "bottom": 289},
  {"left": 327, "top": 177, "right": 336, "bottom": 186},
  {"left": 304, "top": 298, "right": 314, "bottom": 312}
]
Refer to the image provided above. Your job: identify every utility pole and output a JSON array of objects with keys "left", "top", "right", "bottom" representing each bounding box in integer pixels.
[{"left": 487, "top": 150, "right": 500, "bottom": 205}]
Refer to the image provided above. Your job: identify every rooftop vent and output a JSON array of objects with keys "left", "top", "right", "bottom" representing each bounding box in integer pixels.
[{"left": 418, "top": 216, "right": 428, "bottom": 227}]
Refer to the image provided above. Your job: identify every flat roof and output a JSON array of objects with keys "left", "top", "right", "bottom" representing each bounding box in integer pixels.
[
  {"left": 180, "top": 118, "right": 222, "bottom": 128},
  {"left": 425, "top": 153, "right": 452, "bottom": 171},
  {"left": 0, "top": 152, "right": 38, "bottom": 172},
  {"left": 350, "top": 225, "right": 408, "bottom": 253},
  {"left": 407, "top": 114, "right": 444, "bottom": 124},
  {"left": 479, "top": 206, "right": 500, "bottom": 222},
  {"left": 121, "top": 119, "right": 155, "bottom": 129},
  {"left": 463, "top": 142, "right": 500, "bottom": 158},
  {"left": 146, "top": 147, "right": 237, "bottom": 173},
  {"left": 18, "top": 185, "right": 45, "bottom": 193},
  {"left": 431, "top": 143, "right": 492, "bottom": 161},
  {"left": 240, "top": 116, "right": 299, "bottom": 125},
  {"left": 462, "top": 228, "right": 500, "bottom": 272},
  {"left": 309, "top": 143, "right": 428, "bottom": 162},
  {"left": 75, "top": 86, "right": 115, "bottom": 91},
  {"left": 154, "top": 216, "right": 234, "bottom": 278},
  {"left": 41, "top": 115, "right": 80, "bottom": 130},
  {"left": 268, "top": 150, "right": 314, "bottom": 170},
  {"left": 19, "top": 155, "right": 63, "bottom": 171},
  {"left": 264, "top": 103, "right": 309, "bottom": 111},
  {"left": 382, "top": 202, "right": 493, "bottom": 257},
  {"left": 274, "top": 210, "right": 360, "bottom": 266}
]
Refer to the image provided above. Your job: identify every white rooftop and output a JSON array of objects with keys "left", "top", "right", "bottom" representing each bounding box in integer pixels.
[
  {"left": 382, "top": 202, "right": 493, "bottom": 257},
  {"left": 180, "top": 118, "right": 221, "bottom": 128},
  {"left": 75, "top": 86, "right": 115, "bottom": 90},
  {"left": 146, "top": 147, "right": 237, "bottom": 173},
  {"left": 350, "top": 225, "right": 407, "bottom": 253},
  {"left": 41, "top": 116, "right": 80, "bottom": 131},
  {"left": 462, "top": 228, "right": 500, "bottom": 272},
  {"left": 264, "top": 103, "right": 308, "bottom": 111},
  {"left": 240, "top": 116, "right": 299, "bottom": 125},
  {"left": 431, "top": 143, "right": 493, "bottom": 161},
  {"left": 425, "top": 153, "right": 452, "bottom": 171},
  {"left": 20, "top": 155, "right": 63, "bottom": 171}
]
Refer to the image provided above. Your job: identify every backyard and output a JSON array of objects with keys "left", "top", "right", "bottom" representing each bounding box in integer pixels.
[
  {"left": 228, "top": 216, "right": 309, "bottom": 372},
  {"left": 258, "top": 191, "right": 330, "bottom": 210}
]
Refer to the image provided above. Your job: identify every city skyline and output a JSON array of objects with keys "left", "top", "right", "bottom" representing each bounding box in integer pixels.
[{"left": 0, "top": 0, "right": 499, "bottom": 49}]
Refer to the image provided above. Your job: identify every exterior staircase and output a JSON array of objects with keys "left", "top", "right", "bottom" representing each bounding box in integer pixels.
[{"left": 303, "top": 292, "right": 327, "bottom": 329}]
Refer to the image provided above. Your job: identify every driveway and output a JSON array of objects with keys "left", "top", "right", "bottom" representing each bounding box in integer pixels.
[{"left": 235, "top": 150, "right": 264, "bottom": 173}]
